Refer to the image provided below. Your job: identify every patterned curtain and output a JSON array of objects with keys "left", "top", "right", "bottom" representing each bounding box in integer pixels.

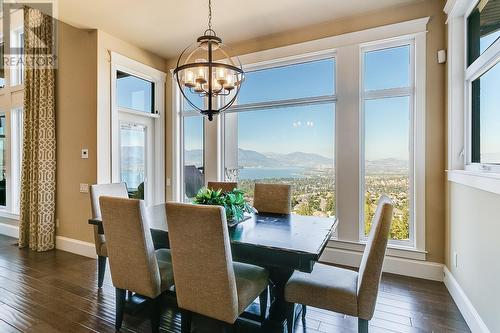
[{"left": 18, "top": 7, "right": 57, "bottom": 251}]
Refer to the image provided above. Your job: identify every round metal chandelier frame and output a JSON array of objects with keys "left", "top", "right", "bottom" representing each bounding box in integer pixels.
[{"left": 174, "top": 28, "right": 245, "bottom": 121}]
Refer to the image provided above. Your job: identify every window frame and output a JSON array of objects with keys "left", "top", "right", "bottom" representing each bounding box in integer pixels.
[
  {"left": 359, "top": 38, "right": 417, "bottom": 247},
  {"left": 109, "top": 52, "right": 166, "bottom": 206},
  {"left": 10, "top": 27, "right": 24, "bottom": 87},
  {"left": 463, "top": 0, "right": 500, "bottom": 172},
  {"left": 446, "top": 0, "right": 500, "bottom": 196}
]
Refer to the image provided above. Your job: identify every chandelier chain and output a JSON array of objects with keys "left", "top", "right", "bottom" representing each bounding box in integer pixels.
[{"left": 208, "top": 0, "right": 213, "bottom": 31}]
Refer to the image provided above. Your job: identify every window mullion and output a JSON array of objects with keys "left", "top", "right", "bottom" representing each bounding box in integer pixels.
[{"left": 226, "top": 95, "right": 337, "bottom": 113}]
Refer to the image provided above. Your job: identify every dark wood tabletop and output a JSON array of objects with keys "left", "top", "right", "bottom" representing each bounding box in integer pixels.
[{"left": 89, "top": 204, "right": 337, "bottom": 273}]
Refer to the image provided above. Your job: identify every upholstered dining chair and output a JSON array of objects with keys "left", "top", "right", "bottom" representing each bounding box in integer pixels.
[
  {"left": 284, "top": 195, "right": 394, "bottom": 333},
  {"left": 207, "top": 181, "right": 238, "bottom": 193},
  {"left": 253, "top": 183, "right": 292, "bottom": 214},
  {"left": 165, "top": 202, "right": 269, "bottom": 332},
  {"left": 100, "top": 197, "right": 175, "bottom": 332},
  {"left": 89, "top": 183, "right": 129, "bottom": 288}
]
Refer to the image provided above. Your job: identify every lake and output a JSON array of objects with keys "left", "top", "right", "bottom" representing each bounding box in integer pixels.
[{"left": 238, "top": 167, "right": 306, "bottom": 180}]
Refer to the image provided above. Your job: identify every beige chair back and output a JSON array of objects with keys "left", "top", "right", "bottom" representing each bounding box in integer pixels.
[
  {"left": 90, "top": 183, "right": 129, "bottom": 219},
  {"left": 207, "top": 181, "right": 237, "bottom": 193},
  {"left": 166, "top": 202, "right": 239, "bottom": 324},
  {"left": 253, "top": 183, "right": 292, "bottom": 214},
  {"left": 357, "top": 195, "right": 394, "bottom": 320},
  {"left": 99, "top": 196, "right": 162, "bottom": 299},
  {"left": 89, "top": 183, "right": 129, "bottom": 256}
]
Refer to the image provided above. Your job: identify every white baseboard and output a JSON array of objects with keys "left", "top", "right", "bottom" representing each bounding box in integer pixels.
[
  {"left": 320, "top": 246, "right": 444, "bottom": 281},
  {"left": 443, "top": 266, "right": 490, "bottom": 333},
  {"left": 0, "top": 223, "right": 96, "bottom": 259},
  {"left": 55, "top": 236, "right": 96, "bottom": 259},
  {"left": 0, "top": 222, "right": 19, "bottom": 238}
]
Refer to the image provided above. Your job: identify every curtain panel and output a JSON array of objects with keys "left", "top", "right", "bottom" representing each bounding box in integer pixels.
[{"left": 18, "top": 7, "right": 57, "bottom": 251}]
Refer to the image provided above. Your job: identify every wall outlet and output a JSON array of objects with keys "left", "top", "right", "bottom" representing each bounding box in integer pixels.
[
  {"left": 81, "top": 149, "right": 89, "bottom": 159},
  {"left": 80, "top": 183, "right": 89, "bottom": 193},
  {"left": 166, "top": 178, "right": 171, "bottom": 186},
  {"left": 56, "top": 218, "right": 59, "bottom": 228},
  {"left": 454, "top": 251, "right": 458, "bottom": 268}
]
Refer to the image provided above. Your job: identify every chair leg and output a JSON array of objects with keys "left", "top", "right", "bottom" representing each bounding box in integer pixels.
[
  {"left": 301, "top": 304, "right": 306, "bottom": 323},
  {"left": 259, "top": 287, "right": 268, "bottom": 322},
  {"left": 181, "top": 310, "right": 192, "bottom": 333},
  {"left": 358, "top": 318, "right": 369, "bottom": 333},
  {"left": 115, "top": 288, "right": 127, "bottom": 330},
  {"left": 97, "top": 256, "right": 106, "bottom": 288},
  {"left": 150, "top": 296, "right": 162, "bottom": 333},
  {"left": 286, "top": 302, "right": 295, "bottom": 333}
]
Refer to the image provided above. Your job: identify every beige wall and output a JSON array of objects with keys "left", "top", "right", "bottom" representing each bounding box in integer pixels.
[
  {"left": 447, "top": 183, "right": 500, "bottom": 332},
  {"left": 96, "top": 30, "right": 166, "bottom": 185},
  {"left": 165, "top": 0, "right": 447, "bottom": 262},
  {"left": 56, "top": 26, "right": 167, "bottom": 243},
  {"left": 55, "top": 22, "right": 98, "bottom": 242}
]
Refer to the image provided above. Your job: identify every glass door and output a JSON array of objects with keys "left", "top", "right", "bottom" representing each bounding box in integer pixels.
[{"left": 113, "top": 112, "right": 154, "bottom": 204}]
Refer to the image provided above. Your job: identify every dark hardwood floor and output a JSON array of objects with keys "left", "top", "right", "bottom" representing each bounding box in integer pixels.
[{"left": 0, "top": 234, "right": 470, "bottom": 333}]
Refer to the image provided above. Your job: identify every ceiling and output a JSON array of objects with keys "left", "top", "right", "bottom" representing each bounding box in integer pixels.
[{"left": 58, "top": 0, "right": 423, "bottom": 59}]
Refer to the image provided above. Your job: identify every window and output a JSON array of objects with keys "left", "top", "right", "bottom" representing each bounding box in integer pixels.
[
  {"left": 467, "top": 0, "right": 500, "bottom": 66},
  {"left": 0, "top": 108, "right": 23, "bottom": 216},
  {"left": 471, "top": 62, "right": 500, "bottom": 164},
  {"left": 119, "top": 122, "right": 147, "bottom": 198},
  {"left": 182, "top": 115, "right": 205, "bottom": 200},
  {"left": 0, "top": 114, "right": 6, "bottom": 207},
  {"left": 361, "top": 42, "right": 414, "bottom": 243},
  {"left": 0, "top": 43, "right": 5, "bottom": 88},
  {"left": 466, "top": 0, "right": 500, "bottom": 171},
  {"left": 223, "top": 58, "right": 336, "bottom": 217},
  {"left": 173, "top": 18, "right": 428, "bottom": 253},
  {"left": 10, "top": 29, "right": 24, "bottom": 86},
  {"left": 116, "top": 71, "right": 156, "bottom": 114},
  {"left": 110, "top": 52, "right": 165, "bottom": 206}
]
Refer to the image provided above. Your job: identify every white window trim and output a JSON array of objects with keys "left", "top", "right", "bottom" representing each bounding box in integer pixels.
[
  {"left": 170, "top": 17, "right": 429, "bottom": 258},
  {"left": 358, "top": 35, "right": 426, "bottom": 250},
  {"left": 102, "top": 52, "right": 166, "bottom": 205},
  {"left": 10, "top": 26, "right": 24, "bottom": 88},
  {"left": 445, "top": 0, "right": 500, "bottom": 195},
  {"left": 0, "top": 108, "right": 23, "bottom": 220}
]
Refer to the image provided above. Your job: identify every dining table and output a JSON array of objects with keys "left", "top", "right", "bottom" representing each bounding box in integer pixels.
[{"left": 89, "top": 204, "right": 337, "bottom": 332}]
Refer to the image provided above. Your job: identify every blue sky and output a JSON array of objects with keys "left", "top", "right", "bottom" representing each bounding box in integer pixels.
[{"left": 183, "top": 42, "right": 499, "bottom": 162}]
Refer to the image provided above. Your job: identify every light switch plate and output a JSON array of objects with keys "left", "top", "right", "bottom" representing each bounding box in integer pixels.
[
  {"left": 81, "top": 149, "right": 89, "bottom": 159},
  {"left": 80, "top": 183, "right": 89, "bottom": 193}
]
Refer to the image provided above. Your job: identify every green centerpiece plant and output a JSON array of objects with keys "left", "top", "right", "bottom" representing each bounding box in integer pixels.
[{"left": 193, "top": 187, "right": 254, "bottom": 225}]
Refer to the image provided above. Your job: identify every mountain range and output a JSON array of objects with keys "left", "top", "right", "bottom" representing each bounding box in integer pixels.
[{"left": 185, "top": 148, "right": 333, "bottom": 168}]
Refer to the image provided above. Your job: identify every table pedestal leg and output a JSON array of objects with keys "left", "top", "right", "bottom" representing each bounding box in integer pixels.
[{"left": 263, "top": 268, "right": 302, "bottom": 333}]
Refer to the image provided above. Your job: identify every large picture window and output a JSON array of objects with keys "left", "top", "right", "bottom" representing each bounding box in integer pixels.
[
  {"left": 173, "top": 19, "right": 427, "bottom": 253},
  {"left": 223, "top": 58, "right": 336, "bottom": 217}
]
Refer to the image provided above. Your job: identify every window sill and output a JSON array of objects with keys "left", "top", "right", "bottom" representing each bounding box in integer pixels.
[
  {"left": 0, "top": 210, "right": 20, "bottom": 221},
  {"left": 327, "top": 239, "right": 427, "bottom": 261},
  {"left": 447, "top": 169, "right": 500, "bottom": 195}
]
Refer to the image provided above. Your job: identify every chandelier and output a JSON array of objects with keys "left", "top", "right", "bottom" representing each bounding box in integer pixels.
[{"left": 173, "top": 0, "right": 244, "bottom": 121}]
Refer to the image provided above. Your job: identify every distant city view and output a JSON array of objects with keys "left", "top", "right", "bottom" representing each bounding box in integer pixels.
[{"left": 185, "top": 147, "right": 410, "bottom": 240}]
